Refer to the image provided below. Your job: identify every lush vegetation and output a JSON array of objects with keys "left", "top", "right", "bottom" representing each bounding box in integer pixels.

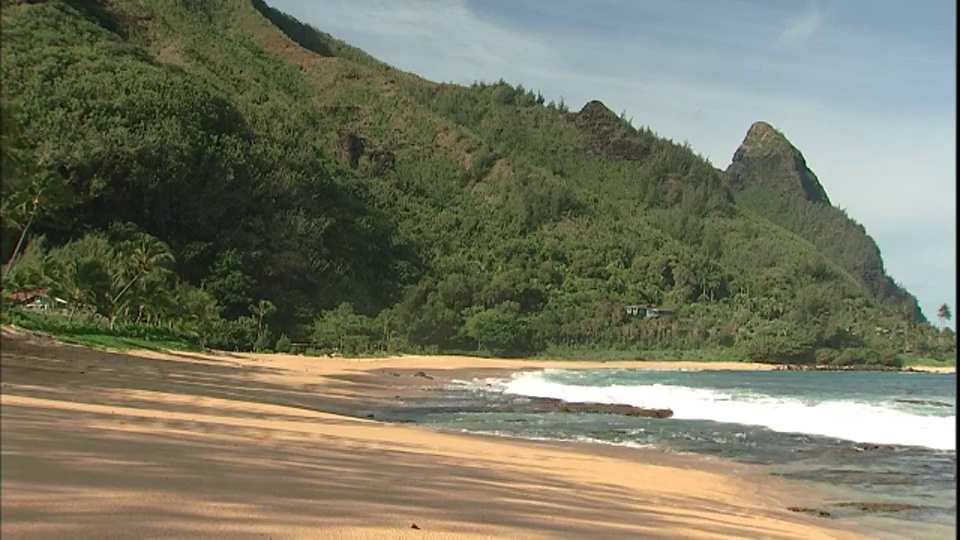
[
  {"left": 2, "top": 308, "right": 199, "bottom": 352},
  {"left": 725, "top": 122, "right": 922, "bottom": 319},
  {"left": 1, "top": 0, "right": 954, "bottom": 366}
]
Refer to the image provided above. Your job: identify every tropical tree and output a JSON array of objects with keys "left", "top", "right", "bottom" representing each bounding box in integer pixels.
[
  {"left": 1, "top": 107, "right": 71, "bottom": 277},
  {"left": 132, "top": 272, "right": 175, "bottom": 325},
  {"left": 1, "top": 235, "right": 48, "bottom": 295},
  {"left": 0, "top": 105, "right": 31, "bottom": 232},
  {"left": 249, "top": 299, "right": 276, "bottom": 334},
  {"left": 44, "top": 235, "right": 116, "bottom": 319},
  {"left": 108, "top": 231, "right": 175, "bottom": 326},
  {"left": 174, "top": 282, "right": 221, "bottom": 331},
  {"left": 2, "top": 171, "right": 70, "bottom": 277},
  {"left": 937, "top": 303, "right": 952, "bottom": 330},
  {"left": 463, "top": 301, "right": 539, "bottom": 356}
]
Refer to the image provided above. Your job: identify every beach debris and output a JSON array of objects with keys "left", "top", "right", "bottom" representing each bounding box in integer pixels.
[
  {"left": 410, "top": 523, "right": 420, "bottom": 529},
  {"left": 787, "top": 506, "right": 832, "bottom": 518},
  {"left": 413, "top": 371, "right": 434, "bottom": 380}
]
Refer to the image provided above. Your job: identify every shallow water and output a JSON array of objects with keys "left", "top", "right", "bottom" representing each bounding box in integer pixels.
[{"left": 379, "top": 369, "right": 957, "bottom": 536}]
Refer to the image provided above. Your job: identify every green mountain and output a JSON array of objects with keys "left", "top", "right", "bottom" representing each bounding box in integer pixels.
[
  {"left": 724, "top": 121, "right": 923, "bottom": 321},
  {"left": 0, "top": 0, "right": 950, "bottom": 363}
]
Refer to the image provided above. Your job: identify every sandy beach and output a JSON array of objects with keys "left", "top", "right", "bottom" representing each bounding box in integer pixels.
[{"left": 0, "top": 328, "right": 896, "bottom": 539}]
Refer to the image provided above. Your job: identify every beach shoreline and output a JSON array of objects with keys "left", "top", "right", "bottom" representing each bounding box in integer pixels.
[{"left": 0, "top": 330, "right": 922, "bottom": 539}]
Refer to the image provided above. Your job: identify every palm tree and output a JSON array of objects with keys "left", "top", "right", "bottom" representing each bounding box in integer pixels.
[
  {"left": 3, "top": 173, "right": 70, "bottom": 278},
  {"left": 133, "top": 272, "right": 175, "bottom": 325},
  {"left": 47, "top": 257, "right": 112, "bottom": 320},
  {"left": 109, "top": 234, "right": 175, "bottom": 326},
  {"left": 249, "top": 299, "right": 276, "bottom": 334},
  {"left": 937, "top": 303, "right": 952, "bottom": 331},
  {"left": 44, "top": 234, "right": 115, "bottom": 319}
]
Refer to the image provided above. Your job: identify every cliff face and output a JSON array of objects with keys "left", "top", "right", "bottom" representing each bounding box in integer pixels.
[
  {"left": 727, "top": 121, "right": 831, "bottom": 205},
  {"left": 724, "top": 122, "right": 923, "bottom": 321}
]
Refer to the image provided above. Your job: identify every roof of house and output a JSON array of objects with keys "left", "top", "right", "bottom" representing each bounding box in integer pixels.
[{"left": 7, "top": 288, "right": 50, "bottom": 302}]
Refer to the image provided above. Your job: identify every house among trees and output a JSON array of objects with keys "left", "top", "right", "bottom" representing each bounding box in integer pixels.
[
  {"left": 624, "top": 304, "right": 676, "bottom": 319},
  {"left": 5, "top": 288, "right": 67, "bottom": 311}
]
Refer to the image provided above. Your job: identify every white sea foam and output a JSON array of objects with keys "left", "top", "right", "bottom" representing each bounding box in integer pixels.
[{"left": 500, "top": 371, "right": 956, "bottom": 451}]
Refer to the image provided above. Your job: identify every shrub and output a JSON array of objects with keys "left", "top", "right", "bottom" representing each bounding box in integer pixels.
[
  {"left": 275, "top": 333, "right": 292, "bottom": 353},
  {"left": 253, "top": 329, "right": 273, "bottom": 353}
]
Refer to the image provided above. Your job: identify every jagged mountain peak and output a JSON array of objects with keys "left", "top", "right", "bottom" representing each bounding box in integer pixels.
[{"left": 729, "top": 121, "right": 831, "bottom": 206}]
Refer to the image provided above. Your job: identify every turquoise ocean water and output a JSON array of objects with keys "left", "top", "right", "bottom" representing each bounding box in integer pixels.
[{"left": 384, "top": 369, "right": 956, "bottom": 536}]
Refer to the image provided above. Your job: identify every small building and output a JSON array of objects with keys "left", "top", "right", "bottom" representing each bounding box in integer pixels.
[
  {"left": 6, "top": 288, "right": 67, "bottom": 311},
  {"left": 624, "top": 304, "right": 677, "bottom": 319},
  {"left": 645, "top": 307, "right": 676, "bottom": 319}
]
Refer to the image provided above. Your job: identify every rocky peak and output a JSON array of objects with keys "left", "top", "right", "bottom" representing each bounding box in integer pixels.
[
  {"left": 728, "top": 121, "right": 831, "bottom": 205},
  {"left": 573, "top": 100, "right": 653, "bottom": 162},
  {"left": 577, "top": 100, "right": 619, "bottom": 121}
]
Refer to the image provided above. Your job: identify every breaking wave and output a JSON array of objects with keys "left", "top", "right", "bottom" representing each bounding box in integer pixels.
[{"left": 498, "top": 371, "right": 955, "bottom": 451}]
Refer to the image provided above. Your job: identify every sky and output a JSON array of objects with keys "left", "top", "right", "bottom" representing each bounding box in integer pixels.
[{"left": 267, "top": 0, "right": 956, "bottom": 327}]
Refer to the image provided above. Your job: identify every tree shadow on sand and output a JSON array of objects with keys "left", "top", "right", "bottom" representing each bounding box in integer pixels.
[{"left": 1, "top": 334, "right": 842, "bottom": 539}]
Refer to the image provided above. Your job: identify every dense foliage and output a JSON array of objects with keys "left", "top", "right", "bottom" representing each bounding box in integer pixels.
[
  {"left": 1, "top": 0, "right": 953, "bottom": 365},
  {"left": 725, "top": 122, "right": 922, "bottom": 320}
]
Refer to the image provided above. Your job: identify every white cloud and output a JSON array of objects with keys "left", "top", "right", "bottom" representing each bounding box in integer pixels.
[
  {"left": 266, "top": 0, "right": 556, "bottom": 84},
  {"left": 776, "top": 2, "right": 823, "bottom": 47}
]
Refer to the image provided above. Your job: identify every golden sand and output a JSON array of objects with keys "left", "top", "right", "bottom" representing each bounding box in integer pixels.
[{"left": 1, "top": 331, "right": 872, "bottom": 539}]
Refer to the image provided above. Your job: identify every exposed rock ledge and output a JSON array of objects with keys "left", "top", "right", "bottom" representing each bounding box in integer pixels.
[
  {"left": 772, "top": 364, "right": 925, "bottom": 373},
  {"left": 524, "top": 397, "right": 673, "bottom": 418}
]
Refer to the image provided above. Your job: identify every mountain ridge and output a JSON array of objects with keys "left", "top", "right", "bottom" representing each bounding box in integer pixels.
[{"left": 0, "top": 0, "right": 945, "bottom": 363}]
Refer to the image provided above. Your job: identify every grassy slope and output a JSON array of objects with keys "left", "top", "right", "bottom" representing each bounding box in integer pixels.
[{"left": 3, "top": 310, "right": 200, "bottom": 352}]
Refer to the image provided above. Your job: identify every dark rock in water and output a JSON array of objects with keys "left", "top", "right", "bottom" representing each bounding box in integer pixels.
[
  {"left": 842, "top": 443, "right": 896, "bottom": 454},
  {"left": 365, "top": 413, "right": 375, "bottom": 419},
  {"left": 859, "top": 444, "right": 895, "bottom": 452},
  {"left": 526, "top": 397, "right": 673, "bottom": 418},
  {"left": 893, "top": 398, "right": 953, "bottom": 408},
  {"left": 413, "top": 371, "right": 434, "bottom": 380},
  {"left": 787, "top": 506, "right": 832, "bottom": 518},
  {"left": 773, "top": 364, "right": 909, "bottom": 372},
  {"left": 776, "top": 468, "right": 918, "bottom": 486},
  {"left": 833, "top": 502, "right": 920, "bottom": 513}
]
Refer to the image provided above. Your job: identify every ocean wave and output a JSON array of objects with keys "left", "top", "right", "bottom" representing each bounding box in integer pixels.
[{"left": 499, "top": 371, "right": 956, "bottom": 451}]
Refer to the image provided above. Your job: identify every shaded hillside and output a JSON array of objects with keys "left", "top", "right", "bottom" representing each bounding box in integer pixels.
[
  {"left": 724, "top": 122, "right": 922, "bottom": 321},
  {"left": 0, "top": 0, "right": 947, "bottom": 363}
]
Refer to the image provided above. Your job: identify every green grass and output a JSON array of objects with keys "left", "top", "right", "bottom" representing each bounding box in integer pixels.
[
  {"left": 2, "top": 309, "right": 200, "bottom": 352},
  {"left": 900, "top": 354, "right": 957, "bottom": 368}
]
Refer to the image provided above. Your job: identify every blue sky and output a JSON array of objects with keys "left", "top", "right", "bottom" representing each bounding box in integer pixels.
[{"left": 267, "top": 0, "right": 956, "bottom": 327}]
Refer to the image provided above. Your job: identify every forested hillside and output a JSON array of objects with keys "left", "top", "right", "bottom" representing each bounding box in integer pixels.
[
  {"left": 724, "top": 121, "right": 923, "bottom": 321},
  {"left": 1, "top": 0, "right": 952, "bottom": 364}
]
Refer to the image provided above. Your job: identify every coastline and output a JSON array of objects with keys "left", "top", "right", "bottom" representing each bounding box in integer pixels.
[{"left": 0, "top": 330, "right": 916, "bottom": 539}]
